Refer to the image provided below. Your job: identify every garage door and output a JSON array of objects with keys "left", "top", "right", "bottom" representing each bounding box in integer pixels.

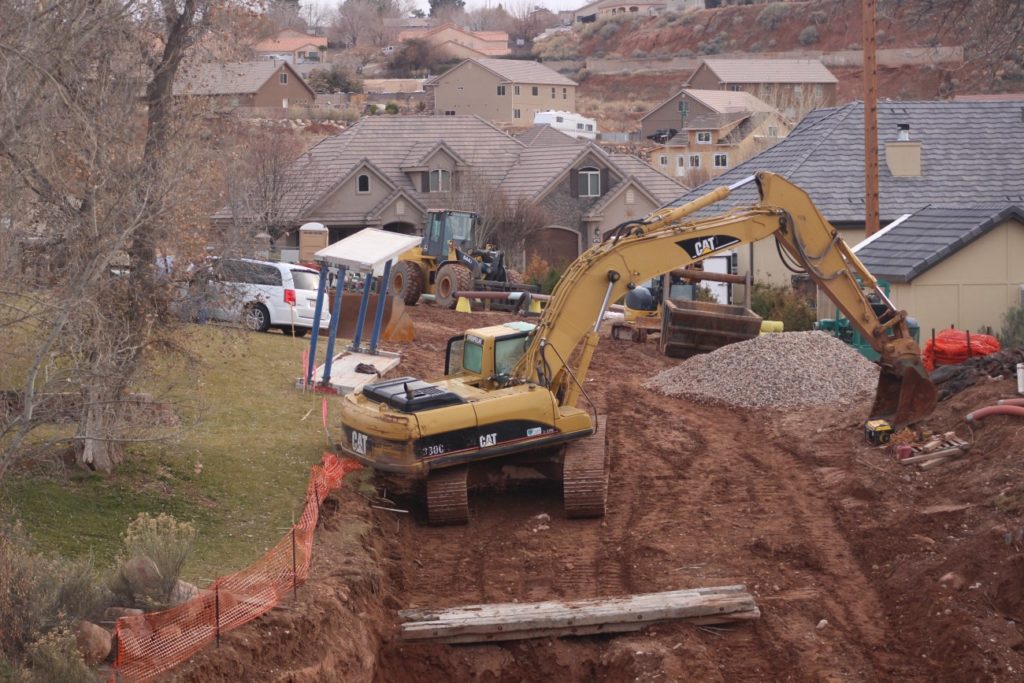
[{"left": 527, "top": 227, "right": 580, "bottom": 269}]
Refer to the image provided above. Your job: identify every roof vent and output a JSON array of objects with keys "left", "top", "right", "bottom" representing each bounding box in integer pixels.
[{"left": 897, "top": 123, "right": 911, "bottom": 141}]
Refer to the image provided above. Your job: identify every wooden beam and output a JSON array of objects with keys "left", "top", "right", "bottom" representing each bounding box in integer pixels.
[{"left": 399, "top": 586, "right": 759, "bottom": 644}]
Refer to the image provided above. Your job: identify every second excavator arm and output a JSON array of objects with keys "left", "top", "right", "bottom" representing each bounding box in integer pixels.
[{"left": 510, "top": 171, "right": 937, "bottom": 429}]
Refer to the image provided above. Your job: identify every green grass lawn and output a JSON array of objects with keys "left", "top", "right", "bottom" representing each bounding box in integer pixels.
[{"left": 0, "top": 324, "right": 339, "bottom": 582}]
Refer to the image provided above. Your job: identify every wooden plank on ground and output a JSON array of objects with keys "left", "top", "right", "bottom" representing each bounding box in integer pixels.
[{"left": 399, "top": 586, "right": 759, "bottom": 644}]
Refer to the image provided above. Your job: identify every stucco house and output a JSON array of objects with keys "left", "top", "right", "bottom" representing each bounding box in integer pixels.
[
  {"left": 572, "top": 0, "right": 667, "bottom": 23},
  {"left": 642, "top": 89, "right": 790, "bottom": 183},
  {"left": 427, "top": 58, "right": 578, "bottom": 125},
  {"left": 685, "top": 58, "right": 837, "bottom": 120},
  {"left": 253, "top": 28, "right": 327, "bottom": 64},
  {"left": 668, "top": 100, "right": 1024, "bottom": 322},
  {"left": 398, "top": 24, "right": 510, "bottom": 59},
  {"left": 854, "top": 205, "right": 1024, "bottom": 336},
  {"left": 215, "top": 116, "right": 682, "bottom": 267},
  {"left": 173, "top": 60, "right": 315, "bottom": 110}
]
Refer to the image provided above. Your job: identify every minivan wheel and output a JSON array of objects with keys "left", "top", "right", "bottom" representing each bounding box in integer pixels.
[{"left": 244, "top": 303, "right": 271, "bottom": 332}]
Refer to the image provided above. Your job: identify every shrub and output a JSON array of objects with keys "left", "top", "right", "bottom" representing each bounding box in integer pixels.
[
  {"left": 798, "top": 25, "right": 819, "bottom": 46},
  {"left": 384, "top": 102, "right": 399, "bottom": 114},
  {"left": 750, "top": 283, "right": 815, "bottom": 331},
  {"left": 524, "top": 254, "right": 564, "bottom": 295},
  {"left": 364, "top": 104, "right": 379, "bottom": 116},
  {"left": 305, "top": 65, "right": 362, "bottom": 94},
  {"left": 0, "top": 528, "right": 60, "bottom": 657},
  {"left": 24, "top": 629, "right": 94, "bottom": 683},
  {"left": 533, "top": 33, "right": 579, "bottom": 61},
  {"left": 756, "top": 3, "right": 790, "bottom": 30},
  {"left": 112, "top": 513, "right": 196, "bottom": 609},
  {"left": 999, "top": 305, "right": 1024, "bottom": 347}
]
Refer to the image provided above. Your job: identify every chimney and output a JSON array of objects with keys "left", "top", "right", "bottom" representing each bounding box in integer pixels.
[{"left": 885, "top": 123, "right": 921, "bottom": 177}]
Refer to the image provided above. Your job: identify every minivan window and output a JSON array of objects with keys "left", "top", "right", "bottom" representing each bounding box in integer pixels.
[
  {"left": 290, "top": 269, "right": 319, "bottom": 291},
  {"left": 252, "top": 263, "right": 282, "bottom": 286}
]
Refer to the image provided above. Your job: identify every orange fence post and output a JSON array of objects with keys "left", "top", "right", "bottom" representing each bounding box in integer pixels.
[{"left": 292, "top": 527, "right": 298, "bottom": 600}]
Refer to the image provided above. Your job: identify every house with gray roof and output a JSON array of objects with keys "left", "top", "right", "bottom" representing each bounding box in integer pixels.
[
  {"left": 217, "top": 117, "right": 682, "bottom": 267},
  {"left": 686, "top": 58, "right": 838, "bottom": 120},
  {"left": 173, "top": 60, "right": 315, "bottom": 110},
  {"left": 669, "top": 100, "right": 1024, "bottom": 309},
  {"left": 853, "top": 204, "right": 1024, "bottom": 336},
  {"left": 426, "top": 58, "right": 578, "bottom": 125}
]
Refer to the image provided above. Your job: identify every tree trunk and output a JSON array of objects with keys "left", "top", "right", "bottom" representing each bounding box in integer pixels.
[{"left": 77, "top": 383, "right": 122, "bottom": 474}]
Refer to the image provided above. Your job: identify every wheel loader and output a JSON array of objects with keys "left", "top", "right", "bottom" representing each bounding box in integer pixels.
[
  {"left": 338, "top": 172, "right": 939, "bottom": 524},
  {"left": 389, "top": 209, "right": 536, "bottom": 309}
]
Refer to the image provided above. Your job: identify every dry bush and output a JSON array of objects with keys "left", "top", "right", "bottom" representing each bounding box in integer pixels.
[
  {"left": 22, "top": 628, "right": 94, "bottom": 683},
  {"left": 751, "top": 283, "right": 815, "bottom": 331},
  {"left": 112, "top": 513, "right": 196, "bottom": 609},
  {"left": 0, "top": 528, "right": 108, "bottom": 662}
]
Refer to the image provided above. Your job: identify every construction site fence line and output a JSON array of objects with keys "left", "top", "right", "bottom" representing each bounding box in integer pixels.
[{"left": 111, "top": 452, "right": 363, "bottom": 682}]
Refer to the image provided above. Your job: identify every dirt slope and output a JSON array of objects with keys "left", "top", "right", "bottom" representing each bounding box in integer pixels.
[{"left": 174, "top": 306, "right": 1024, "bottom": 681}]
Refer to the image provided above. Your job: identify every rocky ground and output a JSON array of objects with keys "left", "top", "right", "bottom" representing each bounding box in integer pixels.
[{"left": 172, "top": 305, "right": 1024, "bottom": 682}]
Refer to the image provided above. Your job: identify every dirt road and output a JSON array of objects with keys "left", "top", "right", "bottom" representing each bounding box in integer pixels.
[{"left": 175, "top": 306, "right": 1024, "bottom": 682}]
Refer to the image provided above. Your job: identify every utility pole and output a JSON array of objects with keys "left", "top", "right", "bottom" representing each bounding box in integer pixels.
[{"left": 862, "top": 0, "right": 880, "bottom": 236}]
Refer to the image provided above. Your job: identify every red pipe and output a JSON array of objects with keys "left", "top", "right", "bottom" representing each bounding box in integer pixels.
[
  {"left": 966, "top": 405, "right": 1024, "bottom": 423},
  {"left": 996, "top": 398, "right": 1024, "bottom": 406}
]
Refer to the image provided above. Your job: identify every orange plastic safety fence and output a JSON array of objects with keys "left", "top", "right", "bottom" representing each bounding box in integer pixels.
[
  {"left": 923, "top": 328, "right": 1001, "bottom": 372},
  {"left": 111, "top": 453, "right": 362, "bottom": 682}
]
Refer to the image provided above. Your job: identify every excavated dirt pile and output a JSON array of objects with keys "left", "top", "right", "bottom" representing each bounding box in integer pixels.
[{"left": 645, "top": 330, "right": 880, "bottom": 408}]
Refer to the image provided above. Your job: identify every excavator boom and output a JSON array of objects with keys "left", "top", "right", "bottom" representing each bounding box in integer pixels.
[{"left": 512, "top": 171, "right": 936, "bottom": 428}]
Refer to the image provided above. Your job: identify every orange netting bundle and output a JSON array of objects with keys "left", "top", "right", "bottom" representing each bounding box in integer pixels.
[
  {"left": 112, "top": 453, "right": 362, "bottom": 682},
  {"left": 923, "top": 328, "right": 1001, "bottom": 372}
]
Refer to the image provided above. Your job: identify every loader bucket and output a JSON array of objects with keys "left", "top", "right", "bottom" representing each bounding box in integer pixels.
[
  {"left": 327, "top": 291, "right": 416, "bottom": 343},
  {"left": 869, "top": 361, "right": 937, "bottom": 429}
]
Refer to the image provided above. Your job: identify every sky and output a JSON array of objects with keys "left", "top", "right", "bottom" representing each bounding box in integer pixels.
[{"left": 308, "top": 0, "right": 582, "bottom": 21}]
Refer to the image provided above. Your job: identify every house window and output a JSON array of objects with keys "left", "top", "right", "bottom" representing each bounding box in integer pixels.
[
  {"left": 280, "top": 72, "right": 288, "bottom": 84},
  {"left": 714, "top": 153, "right": 728, "bottom": 168},
  {"left": 551, "top": 87, "right": 556, "bottom": 98},
  {"left": 689, "top": 155, "right": 700, "bottom": 168},
  {"left": 658, "top": 155, "right": 668, "bottom": 166},
  {"left": 729, "top": 84, "right": 742, "bottom": 92},
  {"left": 578, "top": 166, "right": 600, "bottom": 197},
  {"left": 761, "top": 83, "right": 774, "bottom": 96},
  {"left": 626, "top": 189, "right": 635, "bottom": 204},
  {"left": 556, "top": 116, "right": 564, "bottom": 122},
  {"left": 429, "top": 169, "right": 452, "bottom": 192},
  {"left": 396, "top": 199, "right": 405, "bottom": 215},
  {"left": 532, "top": 86, "right": 539, "bottom": 96},
  {"left": 356, "top": 174, "right": 370, "bottom": 193},
  {"left": 585, "top": 124, "right": 593, "bottom": 131},
  {"left": 676, "top": 156, "right": 685, "bottom": 167},
  {"left": 444, "top": 110, "right": 456, "bottom": 115},
  {"left": 514, "top": 108, "right": 521, "bottom": 119},
  {"left": 696, "top": 131, "right": 712, "bottom": 144},
  {"left": 577, "top": 123, "right": 584, "bottom": 129},
  {"left": 497, "top": 85, "right": 506, "bottom": 96},
  {"left": 563, "top": 87, "right": 567, "bottom": 99},
  {"left": 793, "top": 85, "right": 803, "bottom": 98},
  {"left": 514, "top": 85, "right": 520, "bottom": 95},
  {"left": 767, "top": 126, "right": 778, "bottom": 137}
]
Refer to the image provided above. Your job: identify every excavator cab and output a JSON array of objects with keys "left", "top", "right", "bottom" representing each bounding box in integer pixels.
[{"left": 444, "top": 322, "right": 536, "bottom": 386}]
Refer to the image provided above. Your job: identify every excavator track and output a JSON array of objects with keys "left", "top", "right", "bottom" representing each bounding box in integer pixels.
[
  {"left": 563, "top": 416, "right": 608, "bottom": 518},
  {"left": 426, "top": 466, "right": 469, "bottom": 525}
]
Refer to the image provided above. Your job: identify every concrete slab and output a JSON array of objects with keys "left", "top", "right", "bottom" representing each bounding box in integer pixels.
[{"left": 310, "top": 350, "right": 401, "bottom": 394}]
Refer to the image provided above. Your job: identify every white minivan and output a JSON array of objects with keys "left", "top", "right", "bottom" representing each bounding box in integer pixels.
[{"left": 198, "top": 258, "right": 330, "bottom": 336}]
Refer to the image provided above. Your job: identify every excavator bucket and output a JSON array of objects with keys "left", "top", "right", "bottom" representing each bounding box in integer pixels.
[
  {"left": 328, "top": 291, "right": 416, "bottom": 343},
  {"left": 869, "top": 362, "right": 937, "bottom": 430}
]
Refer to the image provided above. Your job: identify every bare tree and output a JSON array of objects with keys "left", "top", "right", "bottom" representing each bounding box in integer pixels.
[
  {"left": 331, "top": 0, "right": 406, "bottom": 48},
  {"left": 0, "top": 0, "right": 219, "bottom": 477}
]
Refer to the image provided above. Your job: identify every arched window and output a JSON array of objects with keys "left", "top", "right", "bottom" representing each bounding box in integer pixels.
[
  {"left": 429, "top": 169, "right": 451, "bottom": 193},
  {"left": 357, "top": 174, "right": 370, "bottom": 193},
  {"left": 577, "top": 167, "right": 600, "bottom": 197}
]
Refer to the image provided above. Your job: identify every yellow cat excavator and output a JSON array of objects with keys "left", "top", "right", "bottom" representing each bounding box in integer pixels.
[{"left": 336, "top": 172, "right": 938, "bottom": 524}]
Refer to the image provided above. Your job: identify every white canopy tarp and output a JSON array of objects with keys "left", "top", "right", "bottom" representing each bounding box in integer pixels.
[{"left": 314, "top": 228, "right": 421, "bottom": 275}]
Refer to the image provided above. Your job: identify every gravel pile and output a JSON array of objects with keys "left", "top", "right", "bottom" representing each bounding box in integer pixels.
[{"left": 645, "top": 331, "right": 880, "bottom": 408}]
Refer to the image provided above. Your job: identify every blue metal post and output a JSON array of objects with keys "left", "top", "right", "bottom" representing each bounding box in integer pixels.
[
  {"left": 349, "top": 270, "right": 373, "bottom": 352},
  {"left": 368, "top": 259, "right": 393, "bottom": 355},
  {"left": 320, "top": 266, "right": 347, "bottom": 387},
  {"left": 305, "top": 264, "right": 329, "bottom": 387}
]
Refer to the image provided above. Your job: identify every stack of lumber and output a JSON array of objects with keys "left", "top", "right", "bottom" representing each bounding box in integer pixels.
[
  {"left": 895, "top": 432, "right": 970, "bottom": 470},
  {"left": 399, "top": 585, "right": 759, "bottom": 644}
]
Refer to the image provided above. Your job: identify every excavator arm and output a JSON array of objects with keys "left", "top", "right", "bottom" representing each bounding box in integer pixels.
[{"left": 511, "top": 171, "right": 937, "bottom": 429}]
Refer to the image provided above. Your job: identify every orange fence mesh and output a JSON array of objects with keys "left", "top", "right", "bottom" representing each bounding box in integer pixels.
[
  {"left": 923, "top": 328, "right": 1001, "bottom": 371},
  {"left": 112, "top": 453, "right": 362, "bottom": 682}
]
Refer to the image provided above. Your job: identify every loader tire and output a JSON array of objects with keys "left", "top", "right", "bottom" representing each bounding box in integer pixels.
[
  {"left": 435, "top": 263, "right": 472, "bottom": 309},
  {"left": 390, "top": 260, "right": 424, "bottom": 306}
]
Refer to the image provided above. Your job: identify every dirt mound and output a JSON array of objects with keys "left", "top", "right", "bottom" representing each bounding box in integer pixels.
[{"left": 645, "top": 331, "right": 879, "bottom": 408}]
